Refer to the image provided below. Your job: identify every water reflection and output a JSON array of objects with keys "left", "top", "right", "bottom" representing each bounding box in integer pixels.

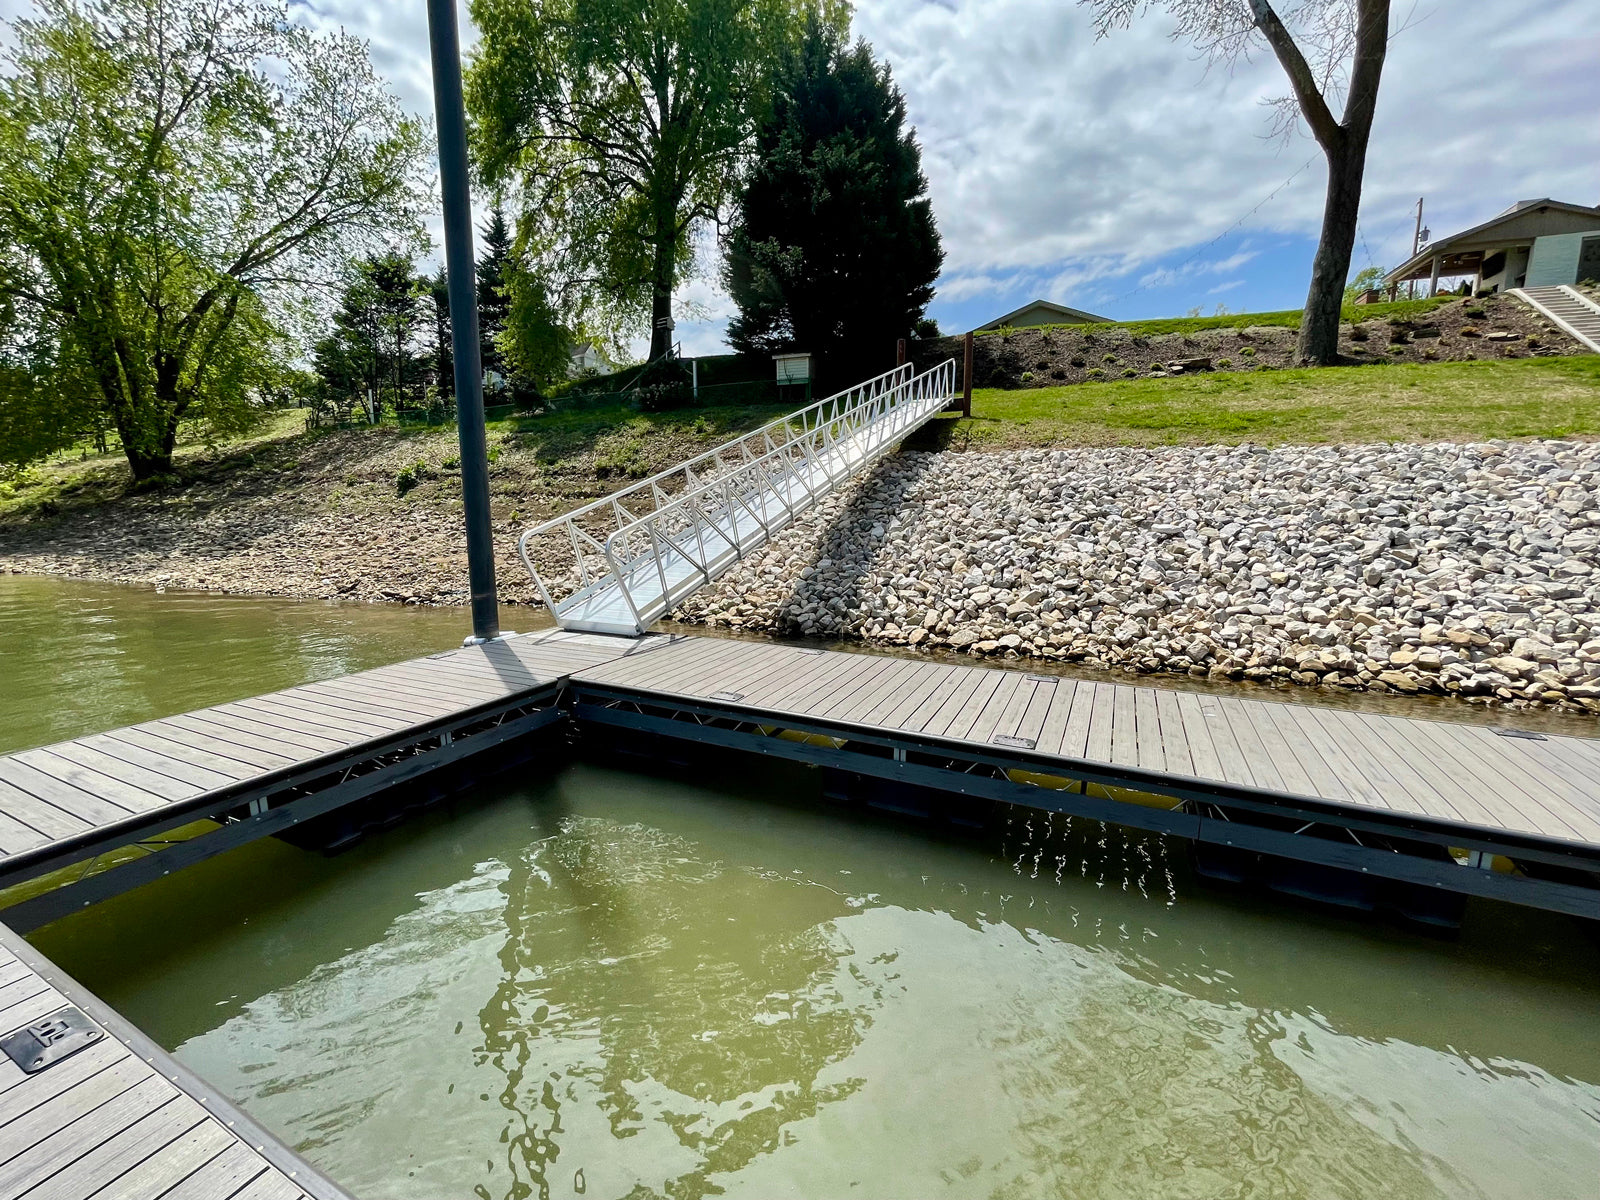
[{"left": 30, "top": 760, "right": 1600, "bottom": 1200}]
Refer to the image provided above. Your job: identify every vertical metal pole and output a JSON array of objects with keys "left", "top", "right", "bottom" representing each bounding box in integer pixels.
[
  {"left": 896, "top": 338, "right": 907, "bottom": 367},
  {"left": 962, "top": 332, "right": 974, "bottom": 418},
  {"left": 427, "top": 0, "right": 499, "bottom": 643}
]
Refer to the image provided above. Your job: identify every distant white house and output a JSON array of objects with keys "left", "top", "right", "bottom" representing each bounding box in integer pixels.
[
  {"left": 1383, "top": 198, "right": 1600, "bottom": 296},
  {"left": 974, "top": 299, "right": 1112, "bottom": 331},
  {"left": 567, "top": 340, "right": 612, "bottom": 377}
]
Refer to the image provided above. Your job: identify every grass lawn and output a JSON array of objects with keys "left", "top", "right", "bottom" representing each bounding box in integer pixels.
[
  {"left": 911, "top": 355, "right": 1600, "bottom": 451},
  {"left": 972, "top": 296, "right": 1455, "bottom": 340}
]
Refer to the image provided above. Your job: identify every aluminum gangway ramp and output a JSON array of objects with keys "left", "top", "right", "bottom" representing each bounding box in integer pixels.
[{"left": 519, "top": 359, "right": 958, "bottom": 635}]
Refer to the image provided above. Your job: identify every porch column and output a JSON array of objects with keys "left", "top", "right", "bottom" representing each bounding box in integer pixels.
[{"left": 1428, "top": 254, "right": 1441, "bottom": 297}]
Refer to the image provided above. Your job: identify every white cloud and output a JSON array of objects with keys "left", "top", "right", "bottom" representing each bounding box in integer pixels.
[
  {"left": 852, "top": 0, "right": 1599, "bottom": 317},
  {"left": 12, "top": 0, "right": 1589, "bottom": 353}
]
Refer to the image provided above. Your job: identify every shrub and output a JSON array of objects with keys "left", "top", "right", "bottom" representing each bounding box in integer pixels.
[
  {"left": 1020, "top": 370, "right": 1036, "bottom": 384},
  {"left": 1086, "top": 367, "right": 1105, "bottom": 379},
  {"left": 1525, "top": 335, "right": 1541, "bottom": 348},
  {"left": 1240, "top": 346, "right": 1256, "bottom": 357},
  {"left": 1122, "top": 367, "right": 1138, "bottom": 378},
  {"left": 1103, "top": 353, "right": 1118, "bottom": 363},
  {"left": 1459, "top": 326, "right": 1480, "bottom": 338},
  {"left": 1464, "top": 306, "right": 1486, "bottom": 319},
  {"left": 396, "top": 459, "right": 432, "bottom": 496},
  {"left": 1349, "top": 324, "right": 1369, "bottom": 342},
  {"left": 1216, "top": 357, "right": 1232, "bottom": 368},
  {"left": 633, "top": 357, "right": 694, "bottom": 412}
]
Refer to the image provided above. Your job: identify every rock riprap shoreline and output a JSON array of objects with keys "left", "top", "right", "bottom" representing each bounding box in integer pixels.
[{"left": 679, "top": 440, "right": 1600, "bottom": 713}]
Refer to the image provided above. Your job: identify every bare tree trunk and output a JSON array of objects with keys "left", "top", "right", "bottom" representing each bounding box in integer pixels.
[
  {"left": 648, "top": 235, "right": 675, "bottom": 362},
  {"left": 1250, "top": 0, "right": 1389, "bottom": 366},
  {"left": 1299, "top": 140, "right": 1367, "bottom": 364}
]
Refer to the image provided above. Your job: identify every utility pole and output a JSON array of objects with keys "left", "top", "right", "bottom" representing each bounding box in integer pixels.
[
  {"left": 1409, "top": 196, "right": 1424, "bottom": 301},
  {"left": 426, "top": 0, "right": 500, "bottom": 644}
]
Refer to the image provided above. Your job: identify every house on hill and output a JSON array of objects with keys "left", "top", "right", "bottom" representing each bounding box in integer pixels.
[
  {"left": 1383, "top": 198, "right": 1600, "bottom": 297},
  {"left": 568, "top": 339, "right": 612, "bottom": 377},
  {"left": 975, "top": 299, "right": 1112, "bottom": 330}
]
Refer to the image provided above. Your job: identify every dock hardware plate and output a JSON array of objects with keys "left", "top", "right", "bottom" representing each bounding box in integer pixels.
[
  {"left": 709, "top": 691, "right": 746, "bottom": 703},
  {"left": 0, "top": 1006, "right": 103, "bottom": 1073},
  {"left": 992, "top": 734, "right": 1038, "bottom": 749},
  {"left": 1494, "top": 728, "right": 1548, "bottom": 741}
]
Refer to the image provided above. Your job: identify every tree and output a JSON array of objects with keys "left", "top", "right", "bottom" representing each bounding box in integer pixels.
[
  {"left": 477, "top": 207, "right": 514, "bottom": 378},
  {"left": 426, "top": 268, "right": 454, "bottom": 400},
  {"left": 0, "top": 0, "right": 428, "bottom": 479},
  {"left": 314, "top": 253, "right": 428, "bottom": 419},
  {"left": 1083, "top": 0, "right": 1390, "bottom": 366},
  {"left": 466, "top": 0, "right": 832, "bottom": 360},
  {"left": 724, "top": 21, "right": 943, "bottom": 386},
  {"left": 1344, "top": 263, "right": 1386, "bottom": 302}
]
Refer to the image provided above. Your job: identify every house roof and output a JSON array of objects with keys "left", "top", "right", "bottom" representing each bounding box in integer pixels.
[
  {"left": 975, "top": 299, "right": 1113, "bottom": 330},
  {"left": 1384, "top": 199, "right": 1600, "bottom": 284}
]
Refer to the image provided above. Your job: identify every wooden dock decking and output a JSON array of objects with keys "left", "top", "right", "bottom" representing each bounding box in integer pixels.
[
  {"left": 0, "top": 630, "right": 654, "bottom": 893},
  {"left": 568, "top": 636, "right": 1600, "bottom": 852},
  {"left": 3, "top": 626, "right": 1600, "bottom": 1197},
  {"left": 0, "top": 922, "right": 345, "bottom": 1200}
]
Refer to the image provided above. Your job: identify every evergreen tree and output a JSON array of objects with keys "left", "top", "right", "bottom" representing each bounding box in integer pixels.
[
  {"left": 313, "top": 252, "right": 425, "bottom": 419},
  {"left": 427, "top": 268, "right": 453, "bottom": 399},
  {"left": 477, "top": 207, "right": 513, "bottom": 379},
  {"left": 724, "top": 22, "right": 943, "bottom": 387}
]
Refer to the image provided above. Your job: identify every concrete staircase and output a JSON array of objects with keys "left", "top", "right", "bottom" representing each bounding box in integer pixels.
[{"left": 1510, "top": 284, "right": 1600, "bottom": 353}]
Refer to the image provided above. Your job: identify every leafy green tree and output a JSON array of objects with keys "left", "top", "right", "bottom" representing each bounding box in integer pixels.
[
  {"left": 501, "top": 267, "right": 571, "bottom": 392},
  {"left": 1344, "top": 264, "right": 1387, "bottom": 302},
  {"left": 466, "top": 0, "right": 835, "bottom": 360},
  {"left": 724, "top": 22, "right": 943, "bottom": 387},
  {"left": 0, "top": 0, "right": 427, "bottom": 479}
]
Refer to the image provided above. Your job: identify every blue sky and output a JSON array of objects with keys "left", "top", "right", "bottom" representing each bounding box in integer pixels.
[{"left": 10, "top": 0, "right": 1594, "bottom": 354}]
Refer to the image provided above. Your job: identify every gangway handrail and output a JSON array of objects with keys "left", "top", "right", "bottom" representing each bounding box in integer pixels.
[{"left": 518, "top": 358, "right": 956, "bottom": 633}]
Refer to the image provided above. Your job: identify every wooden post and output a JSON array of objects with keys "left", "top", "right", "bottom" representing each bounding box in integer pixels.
[
  {"left": 961, "top": 332, "right": 973, "bottom": 418},
  {"left": 1428, "top": 254, "right": 1441, "bottom": 298},
  {"left": 896, "top": 338, "right": 907, "bottom": 367}
]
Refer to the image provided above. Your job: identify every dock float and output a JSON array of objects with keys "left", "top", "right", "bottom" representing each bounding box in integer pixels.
[
  {"left": 0, "top": 921, "right": 346, "bottom": 1199},
  {"left": 3, "top": 627, "right": 1600, "bottom": 1196}
]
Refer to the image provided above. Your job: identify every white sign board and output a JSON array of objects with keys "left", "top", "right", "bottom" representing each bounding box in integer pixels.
[{"left": 774, "top": 353, "right": 812, "bottom": 384}]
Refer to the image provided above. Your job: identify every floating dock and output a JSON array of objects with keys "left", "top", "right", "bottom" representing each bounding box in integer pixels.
[
  {"left": 3, "top": 628, "right": 1600, "bottom": 1195},
  {"left": 0, "top": 921, "right": 346, "bottom": 1199}
]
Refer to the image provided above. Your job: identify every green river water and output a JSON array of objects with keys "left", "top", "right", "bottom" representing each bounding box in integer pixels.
[{"left": 4, "top": 575, "right": 1600, "bottom": 1200}]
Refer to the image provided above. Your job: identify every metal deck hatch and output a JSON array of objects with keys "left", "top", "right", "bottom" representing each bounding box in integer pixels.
[{"left": 1, "top": 1006, "right": 103, "bottom": 1073}]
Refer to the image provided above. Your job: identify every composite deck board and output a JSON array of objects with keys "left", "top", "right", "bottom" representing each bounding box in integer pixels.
[
  {"left": 76, "top": 733, "right": 242, "bottom": 791},
  {"left": 0, "top": 630, "right": 640, "bottom": 882},
  {"left": 36, "top": 742, "right": 210, "bottom": 805},
  {"left": 0, "top": 763, "right": 129, "bottom": 831},
  {"left": 571, "top": 636, "right": 1600, "bottom": 854},
  {"left": 1151, "top": 690, "right": 1193, "bottom": 779},
  {"left": 0, "top": 929, "right": 334, "bottom": 1200},
  {"left": 9, "top": 752, "right": 169, "bottom": 817}
]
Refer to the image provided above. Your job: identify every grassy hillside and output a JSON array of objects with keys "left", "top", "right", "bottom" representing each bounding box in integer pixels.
[
  {"left": 910, "top": 355, "right": 1600, "bottom": 450},
  {"left": 974, "top": 296, "right": 1456, "bottom": 339}
]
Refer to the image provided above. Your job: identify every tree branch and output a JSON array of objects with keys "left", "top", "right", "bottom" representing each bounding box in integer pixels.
[{"left": 1247, "top": 0, "right": 1341, "bottom": 150}]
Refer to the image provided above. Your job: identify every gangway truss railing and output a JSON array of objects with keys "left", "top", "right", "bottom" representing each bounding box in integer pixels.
[{"left": 518, "top": 358, "right": 958, "bottom": 635}]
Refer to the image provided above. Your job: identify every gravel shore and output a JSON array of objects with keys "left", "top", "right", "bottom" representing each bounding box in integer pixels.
[{"left": 680, "top": 440, "right": 1600, "bottom": 714}]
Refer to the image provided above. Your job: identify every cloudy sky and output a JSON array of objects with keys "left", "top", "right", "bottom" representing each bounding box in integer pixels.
[{"left": 13, "top": 0, "right": 1595, "bottom": 355}]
